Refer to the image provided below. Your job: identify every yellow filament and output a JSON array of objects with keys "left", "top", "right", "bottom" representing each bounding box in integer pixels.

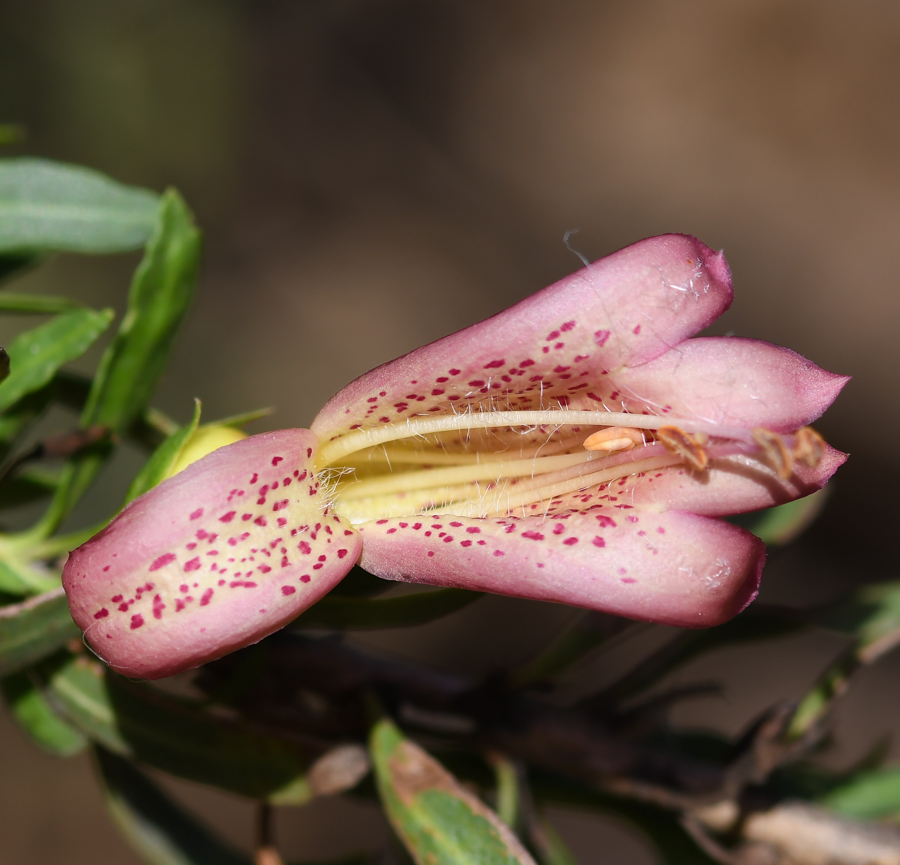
[{"left": 337, "top": 451, "right": 596, "bottom": 500}]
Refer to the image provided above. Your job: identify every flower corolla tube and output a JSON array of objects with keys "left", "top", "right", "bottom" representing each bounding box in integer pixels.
[{"left": 63, "top": 235, "right": 848, "bottom": 679}]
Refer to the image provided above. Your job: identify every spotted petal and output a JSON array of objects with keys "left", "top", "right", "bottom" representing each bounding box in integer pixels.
[
  {"left": 357, "top": 509, "right": 764, "bottom": 627},
  {"left": 63, "top": 430, "right": 361, "bottom": 679},
  {"left": 313, "top": 234, "right": 733, "bottom": 446}
]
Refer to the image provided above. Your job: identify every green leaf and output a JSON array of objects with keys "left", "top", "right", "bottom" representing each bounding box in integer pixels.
[
  {"left": 125, "top": 400, "right": 201, "bottom": 505},
  {"left": 82, "top": 188, "right": 200, "bottom": 431},
  {"left": 814, "top": 581, "right": 900, "bottom": 662},
  {"left": 530, "top": 772, "right": 717, "bottom": 865},
  {"left": 0, "top": 124, "right": 25, "bottom": 146},
  {"left": 531, "top": 819, "right": 579, "bottom": 865},
  {"left": 591, "top": 607, "right": 802, "bottom": 707},
  {"left": 1, "top": 669, "right": 86, "bottom": 755},
  {"left": 94, "top": 747, "right": 252, "bottom": 865},
  {"left": 370, "top": 718, "right": 537, "bottom": 865},
  {"left": 0, "top": 468, "right": 58, "bottom": 512},
  {"left": 0, "top": 588, "right": 79, "bottom": 676},
  {"left": 0, "top": 252, "right": 42, "bottom": 284},
  {"left": 819, "top": 767, "right": 900, "bottom": 821},
  {"left": 0, "top": 308, "right": 114, "bottom": 414},
  {"left": 0, "top": 292, "right": 83, "bottom": 314},
  {"left": 37, "top": 654, "right": 314, "bottom": 803},
  {"left": 0, "top": 158, "right": 159, "bottom": 254},
  {"left": 728, "top": 490, "right": 828, "bottom": 546},
  {"left": 296, "top": 588, "right": 482, "bottom": 630},
  {"left": 34, "top": 189, "right": 200, "bottom": 534}
]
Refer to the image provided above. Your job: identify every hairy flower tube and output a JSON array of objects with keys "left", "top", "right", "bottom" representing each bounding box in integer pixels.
[{"left": 63, "top": 235, "right": 847, "bottom": 679}]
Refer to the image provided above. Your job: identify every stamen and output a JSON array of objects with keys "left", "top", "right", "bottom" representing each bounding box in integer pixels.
[
  {"left": 792, "top": 426, "right": 825, "bottom": 468},
  {"left": 583, "top": 427, "right": 644, "bottom": 453},
  {"left": 317, "top": 410, "right": 756, "bottom": 467},
  {"left": 338, "top": 451, "right": 596, "bottom": 500},
  {"left": 656, "top": 426, "right": 709, "bottom": 472},
  {"left": 752, "top": 427, "right": 793, "bottom": 479}
]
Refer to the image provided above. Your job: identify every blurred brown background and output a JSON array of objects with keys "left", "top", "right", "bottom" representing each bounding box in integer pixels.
[{"left": 2, "top": 1, "right": 900, "bottom": 862}]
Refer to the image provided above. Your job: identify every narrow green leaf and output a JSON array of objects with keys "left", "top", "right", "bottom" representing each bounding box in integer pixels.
[
  {"left": 0, "top": 252, "right": 42, "bottom": 284},
  {"left": 82, "top": 189, "right": 200, "bottom": 432},
  {"left": 296, "top": 588, "right": 482, "bottom": 630},
  {"left": 33, "top": 189, "right": 200, "bottom": 534},
  {"left": 95, "top": 747, "right": 252, "bottom": 865},
  {"left": 0, "top": 158, "right": 159, "bottom": 254},
  {"left": 200, "top": 407, "right": 273, "bottom": 430},
  {"left": 0, "top": 588, "right": 78, "bottom": 676},
  {"left": 814, "top": 581, "right": 900, "bottom": 662},
  {"left": 0, "top": 308, "right": 114, "bottom": 414},
  {"left": 125, "top": 400, "right": 201, "bottom": 504},
  {"left": 530, "top": 772, "right": 717, "bottom": 865},
  {"left": 531, "top": 819, "right": 579, "bottom": 865},
  {"left": 728, "top": 490, "right": 828, "bottom": 546},
  {"left": 1, "top": 669, "right": 86, "bottom": 755},
  {"left": 0, "top": 124, "right": 26, "bottom": 146},
  {"left": 0, "top": 468, "right": 58, "bottom": 511},
  {"left": 38, "top": 654, "right": 314, "bottom": 802},
  {"left": 819, "top": 767, "right": 900, "bottom": 821},
  {"left": 591, "top": 607, "right": 802, "bottom": 707},
  {"left": 371, "top": 719, "right": 537, "bottom": 865},
  {"left": 0, "top": 292, "right": 83, "bottom": 314}
]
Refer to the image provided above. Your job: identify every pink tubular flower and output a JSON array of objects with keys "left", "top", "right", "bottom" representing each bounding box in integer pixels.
[{"left": 63, "top": 235, "right": 847, "bottom": 679}]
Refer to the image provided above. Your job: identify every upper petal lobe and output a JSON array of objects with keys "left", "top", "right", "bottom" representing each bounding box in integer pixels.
[{"left": 313, "top": 235, "right": 733, "bottom": 446}]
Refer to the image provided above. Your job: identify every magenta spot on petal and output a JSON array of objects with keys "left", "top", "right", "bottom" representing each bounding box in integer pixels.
[
  {"left": 596, "top": 515, "right": 617, "bottom": 527},
  {"left": 103, "top": 565, "right": 110, "bottom": 572},
  {"left": 190, "top": 508, "right": 203, "bottom": 520},
  {"left": 130, "top": 614, "right": 144, "bottom": 630},
  {"left": 111, "top": 594, "right": 123, "bottom": 603},
  {"left": 593, "top": 329, "right": 610, "bottom": 347},
  {"left": 200, "top": 588, "right": 214, "bottom": 606},
  {"left": 298, "top": 541, "right": 312, "bottom": 554},
  {"left": 184, "top": 557, "right": 201, "bottom": 572},
  {"left": 219, "top": 511, "right": 236, "bottom": 523},
  {"left": 563, "top": 537, "right": 579, "bottom": 546},
  {"left": 657, "top": 527, "right": 666, "bottom": 534},
  {"left": 466, "top": 526, "right": 481, "bottom": 534},
  {"left": 621, "top": 577, "right": 637, "bottom": 584},
  {"left": 300, "top": 574, "right": 311, "bottom": 583},
  {"left": 255, "top": 516, "right": 268, "bottom": 527},
  {"left": 337, "top": 549, "right": 348, "bottom": 558},
  {"left": 94, "top": 608, "right": 109, "bottom": 619},
  {"left": 633, "top": 324, "right": 641, "bottom": 334},
  {"left": 149, "top": 553, "right": 176, "bottom": 572},
  {"left": 493, "top": 550, "right": 505, "bottom": 557},
  {"left": 593, "top": 537, "right": 606, "bottom": 548},
  {"left": 272, "top": 456, "right": 283, "bottom": 466},
  {"left": 522, "top": 531, "right": 544, "bottom": 541},
  {"left": 281, "top": 585, "right": 296, "bottom": 595},
  {"left": 461, "top": 540, "right": 472, "bottom": 547},
  {"left": 484, "top": 358, "right": 505, "bottom": 369}
]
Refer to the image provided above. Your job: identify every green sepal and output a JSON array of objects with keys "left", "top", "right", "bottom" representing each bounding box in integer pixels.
[
  {"left": 0, "top": 588, "right": 79, "bottom": 676},
  {"left": 296, "top": 588, "right": 482, "bottom": 630},
  {"left": 0, "top": 158, "right": 159, "bottom": 254},
  {"left": 125, "top": 399, "right": 201, "bottom": 505},
  {"left": 370, "top": 718, "right": 537, "bottom": 865},
  {"left": 1, "top": 669, "right": 86, "bottom": 755},
  {"left": 35, "top": 653, "right": 314, "bottom": 803}
]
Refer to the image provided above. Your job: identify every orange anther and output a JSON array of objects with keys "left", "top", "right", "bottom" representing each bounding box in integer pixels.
[
  {"left": 792, "top": 426, "right": 825, "bottom": 469},
  {"left": 656, "top": 425, "right": 709, "bottom": 472},
  {"left": 583, "top": 427, "right": 645, "bottom": 453},
  {"left": 752, "top": 427, "right": 794, "bottom": 479}
]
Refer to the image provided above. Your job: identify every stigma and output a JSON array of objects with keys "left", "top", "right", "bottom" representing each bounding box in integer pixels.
[{"left": 321, "top": 408, "right": 827, "bottom": 526}]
